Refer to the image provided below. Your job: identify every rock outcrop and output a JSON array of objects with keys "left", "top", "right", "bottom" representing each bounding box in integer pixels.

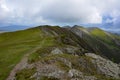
[
  {"left": 14, "top": 52, "right": 120, "bottom": 80},
  {"left": 85, "top": 53, "right": 120, "bottom": 79}
]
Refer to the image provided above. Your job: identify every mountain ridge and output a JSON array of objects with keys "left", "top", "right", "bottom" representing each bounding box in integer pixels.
[{"left": 0, "top": 25, "right": 120, "bottom": 80}]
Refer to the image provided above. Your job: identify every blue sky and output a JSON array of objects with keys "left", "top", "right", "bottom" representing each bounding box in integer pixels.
[{"left": 0, "top": 0, "right": 120, "bottom": 32}]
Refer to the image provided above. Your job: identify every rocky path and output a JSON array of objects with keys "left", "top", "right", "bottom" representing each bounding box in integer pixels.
[{"left": 6, "top": 46, "right": 41, "bottom": 80}]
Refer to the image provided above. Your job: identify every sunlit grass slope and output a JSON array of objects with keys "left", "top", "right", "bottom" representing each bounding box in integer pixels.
[{"left": 0, "top": 27, "right": 55, "bottom": 80}]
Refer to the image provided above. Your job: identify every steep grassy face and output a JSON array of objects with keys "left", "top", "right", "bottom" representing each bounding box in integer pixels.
[
  {"left": 89, "top": 28, "right": 120, "bottom": 62},
  {"left": 71, "top": 26, "right": 120, "bottom": 63},
  {"left": 90, "top": 28, "right": 107, "bottom": 37},
  {"left": 90, "top": 28, "right": 115, "bottom": 46}
]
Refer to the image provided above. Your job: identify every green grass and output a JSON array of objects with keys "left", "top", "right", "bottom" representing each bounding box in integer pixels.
[
  {"left": 0, "top": 27, "right": 45, "bottom": 80},
  {"left": 28, "top": 52, "right": 40, "bottom": 63},
  {"left": 90, "top": 28, "right": 115, "bottom": 45},
  {"left": 90, "top": 28, "right": 112, "bottom": 44},
  {"left": 90, "top": 28, "right": 107, "bottom": 37}
]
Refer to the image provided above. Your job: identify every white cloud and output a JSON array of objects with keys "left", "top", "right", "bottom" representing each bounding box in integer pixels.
[
  {"left": 40, "top": 0, "right": 102, "bottom": 24},
  {"left": 0, "top": 0, "right": 120, "bottom": 27}
]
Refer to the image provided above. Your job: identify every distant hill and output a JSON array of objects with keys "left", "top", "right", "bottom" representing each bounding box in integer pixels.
[
  {"left": 81, "top": 23, "right": 120, "bottom": 34},
  {"left": 0, "top": 25, "right": 29, "bottom": 31},
  {"left": 0, "top": 25, "right": 120, "bottom": 80}
]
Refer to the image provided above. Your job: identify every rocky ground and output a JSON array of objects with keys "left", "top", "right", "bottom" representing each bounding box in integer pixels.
[{"left": 8, "top": 47, "right": 120, "bottom": 80}]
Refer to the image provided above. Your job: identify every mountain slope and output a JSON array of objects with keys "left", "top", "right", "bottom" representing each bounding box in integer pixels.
[
  {"left": 70, "top": 26, "right": 120, "bottom": 63},
  {"left": 0, "top": 25, "right": 120, "bottom": 80}
]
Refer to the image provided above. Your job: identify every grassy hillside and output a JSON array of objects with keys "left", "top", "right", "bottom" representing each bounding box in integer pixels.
[
  {"left": 0, "top": 25, "right": 120, "bottom": 80},
  {"left": 0, "top": 27, "right": 55, "bottom": 80}
]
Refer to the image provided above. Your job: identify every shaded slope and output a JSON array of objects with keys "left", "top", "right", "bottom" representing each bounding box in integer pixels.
[{"left": 70, "top": 26, "right": 120, "bottom": 63}]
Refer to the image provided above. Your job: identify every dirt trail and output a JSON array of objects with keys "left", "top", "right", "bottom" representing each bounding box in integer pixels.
[{"left": 6, "top": 46, "right": 41, "bottom": 80}]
